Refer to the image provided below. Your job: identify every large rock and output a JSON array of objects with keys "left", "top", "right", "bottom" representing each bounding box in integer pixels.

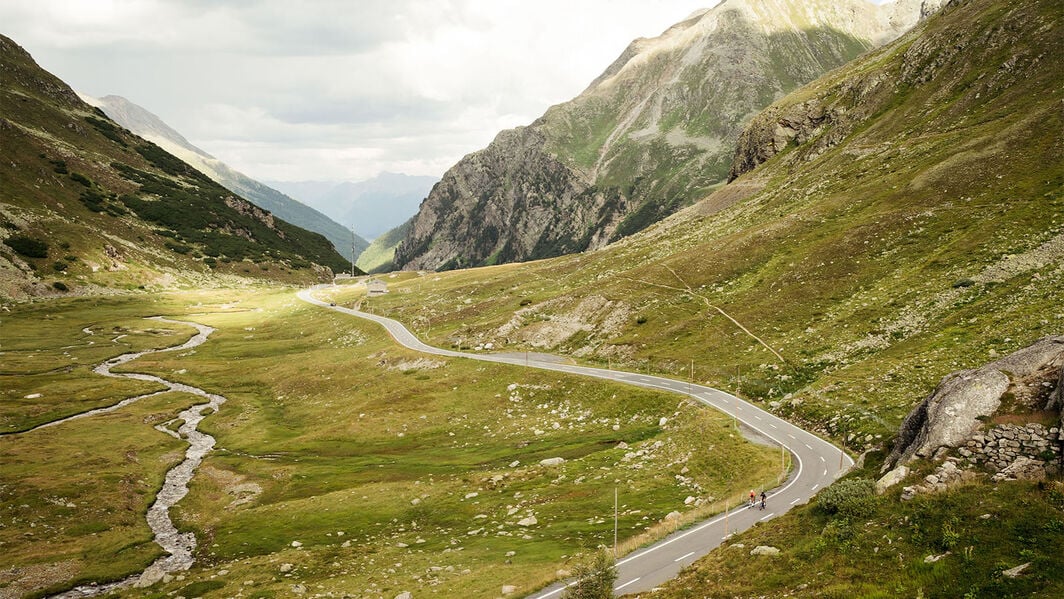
[
  {"left": 875, "top": 464, "right": 909, "bottom": 494},
  {"left": 884, "top": 336, "right": 1064, "bottom": 471}
]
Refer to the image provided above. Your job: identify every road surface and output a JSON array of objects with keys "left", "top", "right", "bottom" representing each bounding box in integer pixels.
[{"left": 297, "top": 287, "right": 853, "bottom": 596}]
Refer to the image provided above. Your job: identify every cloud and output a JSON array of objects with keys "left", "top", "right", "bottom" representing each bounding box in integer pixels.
[{"left": 1, "top": 0, "right": 717, "bottom": 182}]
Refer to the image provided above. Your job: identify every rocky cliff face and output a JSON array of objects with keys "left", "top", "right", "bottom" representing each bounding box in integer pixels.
[
  {"left": 727, "top": 0, "right": 1031, "bottom": 181},
  {"left": 396, "top": 0, "right": 930, "bottom": 271}
]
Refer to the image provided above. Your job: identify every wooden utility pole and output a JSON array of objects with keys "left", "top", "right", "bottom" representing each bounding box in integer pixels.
[{"left": 614, "top": 486, "right": 619, "bottom": 558}]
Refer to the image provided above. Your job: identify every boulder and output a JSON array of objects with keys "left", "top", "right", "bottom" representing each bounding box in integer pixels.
[
  {"left": 501, "top": 585, "right": 517, "bottom": 595},
  {"left": 517, "top": 516, "right": 538, "bottom": 527},
  {"left": 1002, "top": 562, "right": 1031, "bottom": 578},
  {"left": 883, "top": 336, "right": 1064, "bottom": 471},
  {"left": 875, "top": 465, "right": 909, "bottom": 494},
  {"left": 539, "top": 457, "right": 565, "bottom": 467},
  {"left": 750, "top": 545, "right": 781, "bottom": 556}
]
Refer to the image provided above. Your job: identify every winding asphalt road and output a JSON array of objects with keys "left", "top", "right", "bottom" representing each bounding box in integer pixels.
[{"left": 298, "top": 287, "right": 854, "bottom": 596}]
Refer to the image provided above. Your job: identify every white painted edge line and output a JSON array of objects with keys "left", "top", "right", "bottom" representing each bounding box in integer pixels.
[
  {"left": 615, "top": 577, "right": 642, "bottom": 590},
  {"left": 760, "top": 513, "right": 775, "bottom": 521},
  {"left": 790, "top": 498, "right": 802, "bottom": 505},
  {"left": 675, "top": 551, "right": 696, "bottom": 562}
]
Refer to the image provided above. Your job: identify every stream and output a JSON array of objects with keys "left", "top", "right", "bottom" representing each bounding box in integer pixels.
[{"left": 48, "top": 317, "right": 226, "bottom": 597}]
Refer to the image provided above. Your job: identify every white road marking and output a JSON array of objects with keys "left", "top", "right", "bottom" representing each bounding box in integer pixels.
[
  {"left": 804, "top": 443, "right": 812, "bottom": 450},
  {"left": 811, "top": 483, "right": 819, "bottom": 491},
  {"left": 769, "top": 423, "right": 777, "bottom": 428},
  {"left": 675, "top": 551, "right": 695, "bottom": 562},
  {"left": 819, "top": 455, "right": 826, "bottom": 463},
  {"left": 753, "top": 414, "right": 762, "bottom": 420},
  {"left": 823, "top": 468, "right": 828, "bottom": 477},
  {"left": 760, "top": 513, "right": 775, "bottom": 521},
  {"left": 787, "top": 433, "right": 796, "bottom": 439},
  {"left": 616, "top": 577, "right": 642, "bottom": 590},
  {"left": 790, "top": 498, "right": 801, "bottom": 505}
]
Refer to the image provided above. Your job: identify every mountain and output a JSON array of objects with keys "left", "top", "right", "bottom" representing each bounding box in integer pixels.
[
  {"left": 82, "top": 94, "right": 369, "bottom": 259},
  {"left": 267, "top": 173, "right": 436, "bottom": 241},
  {"left": 0, "top": 35, "right": 354, "bottom": 298},
  {"left": 393, "top": 0, "right": 937, "bottom": 271}
]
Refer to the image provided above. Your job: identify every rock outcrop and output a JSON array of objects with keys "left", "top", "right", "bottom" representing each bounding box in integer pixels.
[
  {"left": 884, "top": 336, "right": 1064, "bottom": 470},
  {"left": 396, "top": 0, "right": 931, "bottom": 271},
  {"left": 728, "top": 0, "right": 1040, "bottom": 181}
]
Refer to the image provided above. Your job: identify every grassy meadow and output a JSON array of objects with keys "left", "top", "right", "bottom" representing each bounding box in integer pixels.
[{"left": 0, "top": 285, "right": 780, "bottom": 598}]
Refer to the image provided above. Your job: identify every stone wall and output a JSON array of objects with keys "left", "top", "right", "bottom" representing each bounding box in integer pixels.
[{"left": 958, "top": 422, "right": 1062, "bottom": 477}]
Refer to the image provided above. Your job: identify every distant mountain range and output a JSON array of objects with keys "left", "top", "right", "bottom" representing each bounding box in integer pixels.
[
  {"left": 394, "top": 0, "right": 939, "bottom": 271},
  {"left": 266, "top": 173, "right": 436, "bottom": 242},
  {"left": 81, "top": 94, "right": 369, "bottom": 258}
]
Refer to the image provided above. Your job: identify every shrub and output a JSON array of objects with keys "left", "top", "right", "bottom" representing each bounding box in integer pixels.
[
  {"left": 6, "top": 235, "right": 49, "bottom": 258},
  {"left": 165, "top": 241, "right": 192, "bottom": 255},
  {"left": 817, "top": 478, "right": 876, "bottom": 518},
  {"left": 69, "top": 172, "right": 93, "bottom": 187},
  {"left": 562, "top": 551, "right": 617, "bottom": 599},
  {"left": 53, "top": 261, "right": 68, "bottom": 272},
  {"left": 52, "top": 281, "right": 69, "bottom": 291}
]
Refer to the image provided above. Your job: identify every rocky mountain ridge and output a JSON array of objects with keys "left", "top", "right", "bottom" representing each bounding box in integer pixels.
[{"left": 395, "top": 0, "right": 937, "bottom": 271}]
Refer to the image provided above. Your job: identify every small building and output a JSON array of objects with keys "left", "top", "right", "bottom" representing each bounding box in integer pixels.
[{"left": 366, "top": 278, "right": 388, "bottom": 296}]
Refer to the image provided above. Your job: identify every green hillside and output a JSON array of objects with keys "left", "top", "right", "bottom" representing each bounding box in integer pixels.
[
  {"left": 0, "top": 35, "right": 353, "bottom": 299},
  {"left": 356, "top": 217, "right": 411, "bottom": 273}
]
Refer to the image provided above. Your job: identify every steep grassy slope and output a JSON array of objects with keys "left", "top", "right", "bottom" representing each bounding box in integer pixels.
[
  {"left": 87, "top": 94, "right": 369, "bottom": 258},
  {"left": 395, "top": 0, "right": 926, "bottom": 272},
  {"left": 366, "top": 0, "right": 1063, "bottom": 453},
  {"left": 0, "top": 35, "right": 352, "bottom": 299}
]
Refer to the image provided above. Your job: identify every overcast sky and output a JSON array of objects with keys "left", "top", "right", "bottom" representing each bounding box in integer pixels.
[{"left": 1, "top": 0, "right": 734, "bottom": 183}]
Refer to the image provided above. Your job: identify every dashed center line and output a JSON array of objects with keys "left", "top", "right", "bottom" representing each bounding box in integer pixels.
[
  {"left": 674, "top": 551, "right": 695, "bottom": 562},
  {"left": 760, "top": 513, "right": 775, "bottom": 521}
]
